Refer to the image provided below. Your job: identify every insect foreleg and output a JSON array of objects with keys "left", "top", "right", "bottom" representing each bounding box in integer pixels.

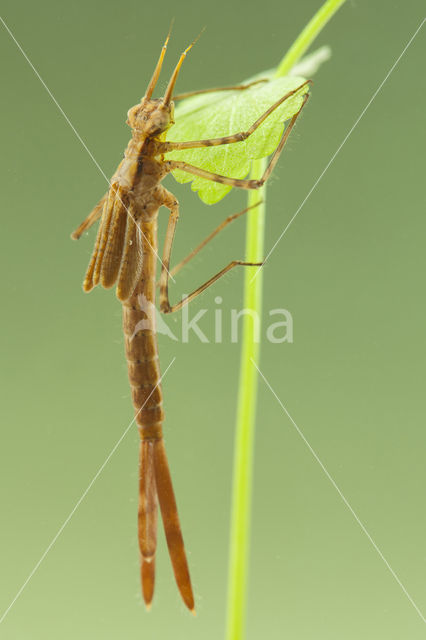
[
  {"left": 162, "top": 81, "right": 310, "bottom": 153},
  {"left": 172, "top": 78, "right": 267, "bottom": 101},
  {"left": 165, "top": 161, "right": 263, "bottom": 190},
  {"left": 164, "top": 92, "right": 309, "bottom": 191}
]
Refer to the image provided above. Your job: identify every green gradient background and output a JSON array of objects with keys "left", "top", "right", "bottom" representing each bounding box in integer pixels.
[{"left": 1, "top": 1, "right": 425, "bottom": 638}]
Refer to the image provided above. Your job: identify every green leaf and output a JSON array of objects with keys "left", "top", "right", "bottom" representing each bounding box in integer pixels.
[{"left": 165, "top": 75, "right": 309, "bottom": 205}]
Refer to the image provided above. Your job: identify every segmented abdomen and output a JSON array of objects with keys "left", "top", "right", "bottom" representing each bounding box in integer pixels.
[{"left": 121, "top": 218, "right": 164, "bottom": 438}]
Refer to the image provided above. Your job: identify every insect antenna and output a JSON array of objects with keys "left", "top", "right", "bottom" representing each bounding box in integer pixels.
[
  {"left": 162, "top": 28, "right": 205, "bottom": 105},
  {"left": 144, "top": 21, "right": 174, "bottom": 100}
]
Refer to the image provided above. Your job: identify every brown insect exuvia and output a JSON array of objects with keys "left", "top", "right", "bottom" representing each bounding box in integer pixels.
[{"left": 72, "top": 28, "right": 309, "bottom": 612}]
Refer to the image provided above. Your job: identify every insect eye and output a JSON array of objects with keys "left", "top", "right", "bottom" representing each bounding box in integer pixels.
[{"left": 126, "top": 106, "right": 139, "bottom": 124}]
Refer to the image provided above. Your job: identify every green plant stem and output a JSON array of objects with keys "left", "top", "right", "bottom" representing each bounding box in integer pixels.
[
  {"left": 226, "top": 161, "right": 266, "bottom": 640},
  {"left": 225, "top": 2, "right": 347, "bottom": 639},
  {"left": 276, "top": 0, "right": 347, "bottom": 78}
]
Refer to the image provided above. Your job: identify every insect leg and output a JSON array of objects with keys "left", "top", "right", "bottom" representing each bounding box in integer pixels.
[
  {"left": 157, "top": 200, "right": 262, "bottom": 284},
  {"left": 260, "top": 92, "right": 309, "bottom": 185},
  {"left": 161, "top": 81, "right": 310, "bottom": 152},
  {"left": 165, "top": 161, "right": 262, "bottom": 190},
  {"left": 158, "top": 191, "right": 262, "bottom": 314},
  {"left": 163, "top": 259, "right": 262, "bottom": 313},
  {"left": 163, "top": 93, "right": 309, "bottom": 190},
  {"left": 71, "top": 193, "right": 107, "bottom": 240},
  {"left": 172, "top": 78, "right": 267, "bottom": 101}
]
